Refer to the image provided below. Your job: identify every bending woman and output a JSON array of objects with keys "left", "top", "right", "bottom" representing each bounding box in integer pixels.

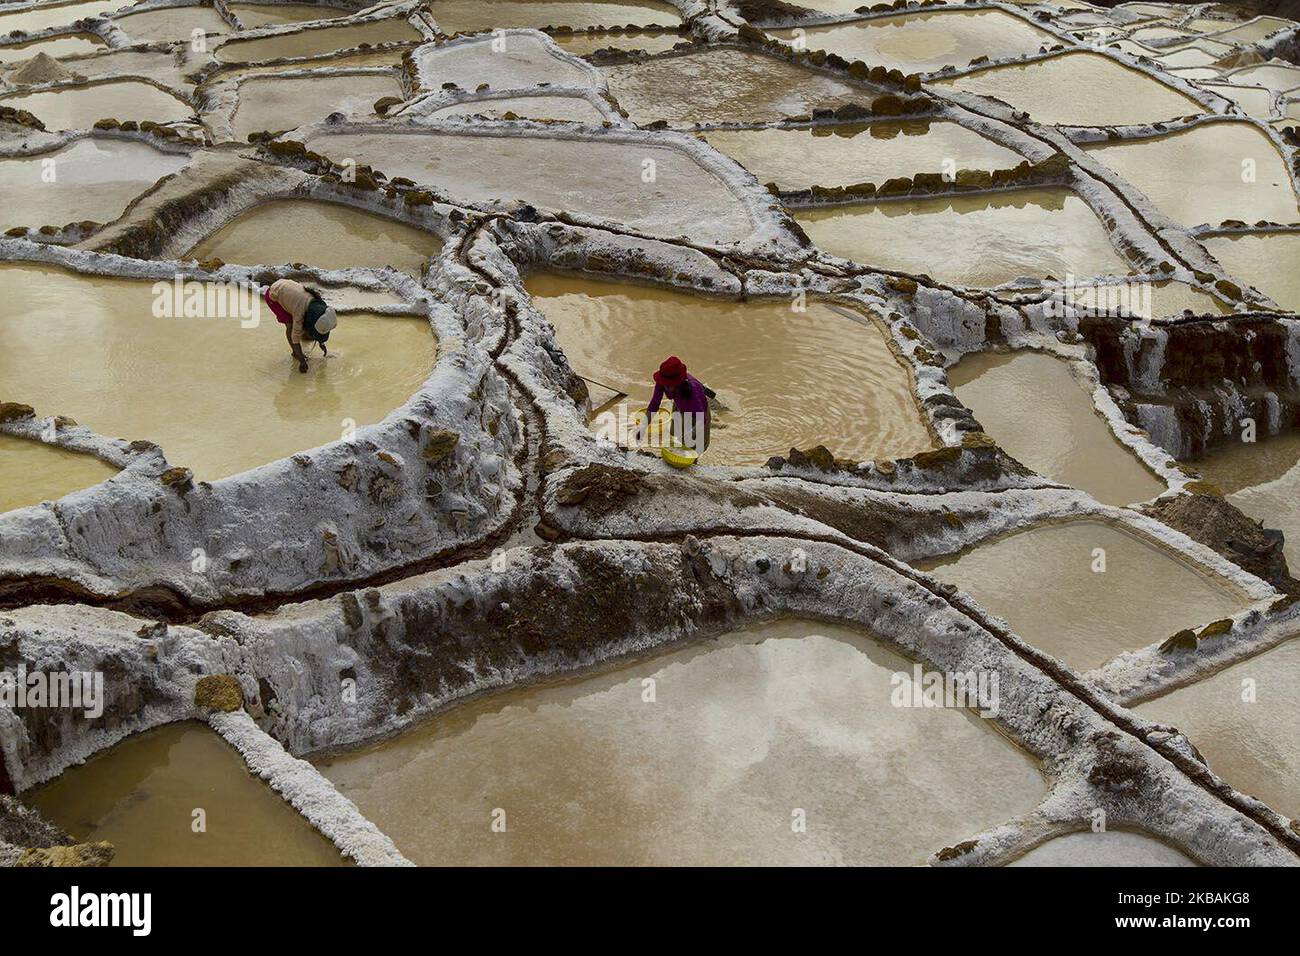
[
  {"left": 263, "top": 278, "right": 339, "bottom": 373},
  {"left": 645, "top": 355, "right": 713, "bottom": 452}
]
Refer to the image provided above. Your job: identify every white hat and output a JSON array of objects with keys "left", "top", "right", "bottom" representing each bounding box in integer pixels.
[{"left": 314, "top": 306, "right": 338, "bottom": 334}]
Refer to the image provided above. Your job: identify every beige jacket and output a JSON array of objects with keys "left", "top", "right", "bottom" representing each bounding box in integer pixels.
[{"left": 268, "top": 278, "right": 313, "bottom": 344}]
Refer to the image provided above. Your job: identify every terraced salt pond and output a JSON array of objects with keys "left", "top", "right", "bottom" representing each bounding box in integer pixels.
[
  {"left": 1010, "top": 831, "right": 1197, "bottom": 866},
  {"left": 0, "top": 0, "right": 128, "bottom": 35},
  {"left": 0, "top": 138, "right": 190, "bottom": 230},
  {"left": 303, "top": 129, "right": 760, "bottom": 246},
  {"left": 933, "top": 52, "right": 1204, "bottom": 126},
  {"left": 112, "top": 5, "right": 230, "bottom": 42},
  {"left": 948, "top": 351, "right": 1165, "bottom": 506},
  {"left": 228, "top": 2, "right": 352, "bottom": 28},
  {"left": 187, "top": 200, "right": 440, "bottom": 274},
  {"left": 1203, "top": 232, "right": 1300, "bottom": 312},
  {"left": 769, "top": 9, "right": 1053, "bottom": 73},
  {"left": 1227, "top": 63, "right": 1300, "bottom": 96},
  {"left": 702, "top": 120, "right": 1025, "bottom": 191},
  {"left": 426, "top": 0, "right": 681, "bottom": 34},
  {"left": 228, "top": 71, "right": 401, "bottom": 140},
  {"left": 0, "top": 264, "right": 434, "bottom": 479},
  {"left": 1190, "top": 430, "right": 1300, "bottom": 571},
  {"left": 316, "top": 619, "right": 1046, "bottom": 866},
  {"left": 0, "top": 81, "right": 193, "bottom": 131},
  {"left": 428, "top": 93, "right": 605, "bottom": 123},
  {"left": 601, "top": 49, "right": 861, "bottom": 125},
  {"left": 0, "top": 33, "right": 106, "bottom": 62},
  {"left": 1085, "top": 123, "right": 1299, "bottom": 228},
  {"left": 1136, "top": 637, "right": 1300, "bottom": 820},
  {"left": 0, "top": 434, "right": 118, "bottom": 515},
  {"left": 215, "top": 17, "right": 421, "bottom": 62},
  {"left": 795, "top": 189, "right": 1128, "bottom": 287},
  {"left": 526, "top": 275, "right": 934, "bottom": 465},
  {"left": 31, "top": 722, "right": 344, "bottom": 866},
  {"left": 550, "top": 29, "right": 683, "bottom": 57},
  {"left": 922, "top": 521, "right": 1248, "bottom": 673}
]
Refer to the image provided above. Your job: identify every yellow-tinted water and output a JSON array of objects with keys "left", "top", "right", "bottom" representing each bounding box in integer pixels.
[
  {"left": 1227, "top": 63, "right": 1300, "bottom": 96},
  {"left": 316, "top": 619, "right": 1046, "bottom": 866},
  {"left": 921, "top": 521, "right": 1248, "bottom": 672},
  {"left": 769, "top": 9, "right": 1053, "bottom": 73},
  {"left": 1204, "top": 232, "right": 1300, "bottom": 311},
  {"left": 0, "top": 433, "right": 118, "bottom": 514},
  {"left": 1086, "top": 123, "right": 1299, "bottom": 228},
  {"left": 795, "top": 189, "right": 1128, "bottom": 286},
  {"left": 228, "top": 2, "right": 351, "bottom": 28},
  {"left": 0, "top": 0, "right": 129, "bottom": 35},
  {"left": 227, "top": 71, "right": 401, "bottom": 140},
  {"left": 1136, "top": 637, "right": 1300, "bottom": 819},
  {"left": 429, "top": 0, "right": 680, "bottom": 34},
  {"left": 215, "top": 17, "right": 420, "bottom": 62},
  {"left": 31, "top": 722, "right": 344, "bottom": 866},
  {"left": 1201, "top": 82, "right": 1277, "bottom": 118},
  {"left": 429, "top": 93, "right": 605, "bottom": 123},
  {"left": 933, "top": 52, "right": 1204, "bottom": 126},
  {"left": 112, "top": 5, "right": 230, "bottom": 42},
  {"left": 187, "top": 199, "right": 440, "bottom": 274},
  {"left": 702, "top": 120, "right": 1026, "bottom": 191},
  {"left": 0, "top": 33, "right": 106, "bottom": 62},
  {"left": 550, "top": 29, "right": 682, "bottom": 57},
  {"left": 0, "top": 264, "right": 435, "bottom": 479},
  {"left": 1010, "top": 831, "right": 1198, "bottom": 866},
  {"left": 0, "top": 138, "right": 189, "bottom": 230},
  {"left": 526, "top": 274, "right": 934, "bottom": 465},
  {"left": 0, "top": 80, "right": 193, "bottom": 131},
  {"left": 948, "top": 351, "right": 1165, "bottom": 505}
]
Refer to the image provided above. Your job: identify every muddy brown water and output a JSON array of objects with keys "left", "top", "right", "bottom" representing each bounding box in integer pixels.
[
  {"left": 428, "top": 0, "right": 680, "bottom": 34},
  {"left": 187, "top": 199, "right": 440, "bottom": 274},
  {"left": 702, "top": 120, "right": 1026, "bottom": 191},
  {"left": 215, "top": 18, "right": 421, "bottom": 62},
  {"left": 947, "top": 351, "right": 1165, "bottom": 506},
  {"left": 0, "top": 434, "right": 118, "bottom": 514},
  {"left": 933, "top": 52, "right": 1205, "bottom": 126},
  {"left": 1191, "top": 430, "right": 1300, "bottom": 571},
  {"left": 769, "top": 9, "right": 1054, "bottom": 74},
  {"left": 228, "top": 2, "right": 352, "bottom": 28},
  {"left": 1136, "top": 636, "right": 1300, "bottom": 820},
  {"left": 526, "top": 274, "right": 934, "bottom": 465},
  {"left": 315, "top": 618, "right": 1046, "bottom": 866},
  {"left": 31, "top": 722, "right": 344, "bottom": 866},
  {"left": 1204, "top": 232, "right": 1300, "bottom": 312},
  {"left": 1085, "top": 123, "right": 1298, "bottom": 228},
  {"left": 227, "top": 71, "right": 401, "bottom": 140},
  {"left": 0, "top": 138, "right": 189, "bottom": 231},
  {"left": 601, "top": 48, "right": 862, "bottom": 125},
  {"left": 794, "top": 189, "right": 1128, "bottom": 287},
  {"left": 0, "top": 81, "right": 194, "bottom": 131},
  {"left": 1009, "top": 831, "right": 1198, "bottom": 866},
  {"left": 920, "top": 521, "right": 1249, "bottom": 673},
  {"left": 0, "top": 264, "right": 435, "bottom": 480},
  {"left": 0, "top": 33, "right": 106, "bottom": 63},
  {"left": 111, "top": 5, "right": 231, "bottom": 42}
]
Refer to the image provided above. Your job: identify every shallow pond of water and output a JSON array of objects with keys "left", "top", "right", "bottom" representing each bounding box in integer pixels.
[
  {"left": 187, "top": 199, "right": 439, "bottom": 274},
  {"left": 0, "top": 33, "right": 106, "bottom": 62},
  {"left": 921, "top": 521, "right": 1249, "bottom": 672},
  {"left": 0, "top": 138, "right": 189, "bottom": 230},
  {"left": 0, "top": 0, "right": 129, "bottom": 35},
  {"left": 429, "top": 93, "right": 604, "bottom": 123},
  {"left": 228, "top": 2, "right": 351, "bottom": 28},
  {"left": 428, "top": 0, "right": 680, "bottom": 34},
  {"left": 417, "top": 31, "right": 593, "bottom": 90},
  {"left": 550, "top": 29, "right": 682, "bottom": 56},
  {"left": 1085, "top": 123, "right": 1298, "bottom": 228},
  {"left": 1226, "top": 63, "right": 1300, "bottom": 96},
  {"left": 0, "top": 80, "right": 193, "bottom": 131},
  {"left": 0, "top": 434, "right": 118, "bottom": 514},
  {"left": 215, "top": 17, "right": 420, "bottom": 62},
  {"left": 111, "top": 5, "right": 230, "bottom": 42},
  {"left": 948, "top": 351, "right": 1166, "bottom": 506},
  {"left": 1204, "top": 232, "right": 1300, "bottom": 312},
  {"left": 601, "top": 48, "right": 861, "bottom": 125},
  {"left": 702, "top": 120, "right": 1025, "bottom": 191},
  {"left": 1135, "top": 637, "right": 1300, "bottom": 819},
  {"left": 0, "top": 264, "right": 434, "bottom": 480},
  {"left": 527, "top": 274, "right": 933, "bottom": 465},
  {"left": 1201, "top": 82, "right": 1276, "bottom": 118},
  {"left": 315, "top": 618, "right": 1046, "bottom": 865},
  {"left": 794, "top": 189, "right": 1128, "bottom": 287},
  {"left": 1009, "top": 830, "right": 1198, "bottom": 866},
  {"left": 769, "top": 9, "right": 1053, "bottom": 73},
  {"left": 228, "top": 71, "right": 400, "bottom": 139},
  {"left": 1195, "top": 15, "right": 1292, "bottom": 44},
  {"left": 933, "top": 51, "right": 1204, "bottom": 126},
  {"left": 31, "top": 722, "right": 344, "bottom": 866}
]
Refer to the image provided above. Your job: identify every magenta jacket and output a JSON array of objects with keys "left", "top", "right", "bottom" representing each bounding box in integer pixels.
[{"left": 647, "top": 374, "right": 711, "bottom": 423}]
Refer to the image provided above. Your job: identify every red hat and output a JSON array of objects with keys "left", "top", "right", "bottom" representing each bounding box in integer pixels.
[{"left": 654, "top": 356, "right": 687, "bottom": 389}]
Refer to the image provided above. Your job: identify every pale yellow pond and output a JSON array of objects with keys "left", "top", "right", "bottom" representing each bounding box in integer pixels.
[
  {"left": 0, "top": 80, "right": 193, "bottom": 131},
  {"left": 0, "top": 434, "right": 118, "bottom": 514},
  {"left": 1204, "top": 232, "right": 1300, "bottom": 312}
]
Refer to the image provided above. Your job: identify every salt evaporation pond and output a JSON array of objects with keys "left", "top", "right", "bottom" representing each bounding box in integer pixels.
[
  {"left": 0, "top": 33, "right": 106, "bottom": 62},
  {"left": 31, "top": 722, "right": 344, "bottom": 866},
  {"left": 702, "top": 120, "right": 1025, "bottom": 191},
  {"left": 1010, "top": 830, "right": 1198, "bottom": 866},
  {"left": 112, "top": 5, "right": 231, "bottom": 42},
  {"left": 947, "top": 351, "right": 1166, "bottom": 506},
  {"left": 922, "top": 521, "right": 1248, "bottom": 672},
  {"left": 428, "top": 93, "right": 605, "bottom": 123},
  {"left": 795, "top": 189, "right": 1128, "bottom": 287},
  {"left": 526, "top": 274, "right": 934, "bottom": 465},
  {"left": 316, "top": 619, "right": 1046, "bottom": 866},
  {"left": 550, "top": 29, "right": 683, "bottom": 57},
  {"left": 769, "top": 9, "right": 1053, "bottom": 73},
  {"left": 601, "top": 49, "right": 861, "bottom": 125},
  {"left": 0, "top": 0, "right": 127, "bottom": 35},
  {"left": 427, "top": 0, "right": 681, "bottom": 34},
  {"left": 215, "top": 17, "right": 421, "bottom": 62},
  {"left": 0, "top": 138, "right": 189, "bottom": 230},
  {"left": 228, "top": 2, "right": 352, "bottom": 28},
  {"left": 1085, "top": 123, "right": 1299, "bottom": 228},
  {"left": 0, "top": 434, "right": 118, "bottom": 515},
  {"left": 187, "top": 200, "right": 440, "bottom": 274},
  {"left": 228, "top": 71, "right": 401, "bottom": 140},
  {"left": 0, "top": 81, "right": 193, "bottom": 131},
  {"left": 933, "top": 52, "right": 1204, "bottom": 126},
  {"left": 1227, "top": 63, "right": 1300, "bottom": 96},
  {"left": 0, "top": 264, "right": 434, "bottom": 480},
  {"left": 1136, "top": 638, "right": 1300, "bottom": 820},
  {"left": 1204, "top": 232, "right": 1300, "bottom": 312}
]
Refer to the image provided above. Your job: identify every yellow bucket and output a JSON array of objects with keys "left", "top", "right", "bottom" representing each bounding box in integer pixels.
[
  {"left": 630, "top": 407, "right": 671, "bottom": 445},
  {"left": 661, "top": 442, "right": 700, "bottom": 469}
]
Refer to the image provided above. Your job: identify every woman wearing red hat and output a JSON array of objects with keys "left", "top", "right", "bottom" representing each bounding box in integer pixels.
[{"left": 644, "top": 355, "right": 714, "bottom": 452}]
